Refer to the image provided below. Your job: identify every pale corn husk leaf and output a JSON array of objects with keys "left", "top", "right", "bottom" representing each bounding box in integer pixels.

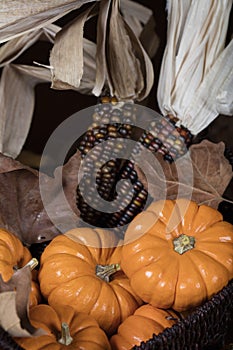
[
  {"left": 76, "top": 38, "right": 97, "bottom": 94},
  {"left": 106, "top": 0, "right": 144, "bottom": 100},
  {"left": 216, "top": 40, "right": 233, "bottom": 116},
  {"left": 91, "top": 0, "right": 111, "bottom": 97},
  {"left": 157, "top": 0, "right": 233, "bottom": 134},
  {"left": 50, "top": 3, "right": 97, "bottom": 90},
  {"left": 0, "top": 24, "right": 59, "bottom": 67},
  {"left": 120, "top": 0, "right": 159, "bottom": 58},
  {"left": 98, "top": 0, "right": 154, "bottom": 101},
  {"left": 107, "top": 0, "right": 154, "bottom": 101},
  {"left": 120, "top": 0, "right": 153, "bottom": 37},
  {"left": 50, "top": 0, "right": 155, "bottom": 100},
  {"left": 0, "top": 264, "right": 45, "bottom": 337},
  {"left": 50, "top": 37, "right": 97, "bottom": 93},
  {"left": 0, "top": 64, "right": 51, "bottom": 158},
  {"left": 184, "top": 39, "right": 233, "bottom": 133},
  {"left": 0, "top": 0, "right": 99, "bottom": 43},
  {"left": 135, "top": 140, "right": 233, "bottom": 209}
]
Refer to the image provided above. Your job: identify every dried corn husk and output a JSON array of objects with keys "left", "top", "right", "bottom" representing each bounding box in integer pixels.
[
  {"left": 0, "top": 0, "right": 99, "bottom": 43},
  {"left": 50, "top": 3, "right": 98, "bottom": 90},
  {"left": 0, "top": 64, "right": 50, "bottom": 158},
  {"left": 0, "top": 23, "right": 97, "bottom": 159},
  {"left": 0, "top": 0, "right": 157, "bottom": 158},
  {"left": 120, "top": 0, "right": 158, "bottom": 58},
  {"left": 50, "top": 0, "right": 156, "bottom": 101},
  {"left": 157, "top": 0, "right": 233, "bottom": 135},
  {"left": 0, "top": 24, "right": 59, "bottom": 67}
]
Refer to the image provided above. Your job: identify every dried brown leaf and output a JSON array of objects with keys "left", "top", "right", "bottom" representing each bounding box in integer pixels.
[
  {"left": 188, "top": 140, "right": 233, "bottom": 206},
  {"left": 0, "top": 151, "right": 81, "bottom": 244},
  {"left": 0, "top": 263, "right": 44, "bottom": 337},
  {"left": 0, "top": 291, "right": 33, "bottom": 337},
  {"left": 135, "top": 140, "right": 233, "bottom": 209},
  {"left": 0, "top": 0, "right": 99, "bottom": 43}
]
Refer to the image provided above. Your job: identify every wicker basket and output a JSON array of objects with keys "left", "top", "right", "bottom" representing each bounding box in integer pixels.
[
  {"left": 0, "top": 279, "right": 232, "bottom": 350},
  {"left": 134, "top": 280, "right": 233, "bottom": 350}
]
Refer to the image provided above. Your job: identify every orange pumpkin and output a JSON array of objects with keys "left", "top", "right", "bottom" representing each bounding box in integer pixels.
[
  {"left": 121, "top": 199, "right": 233, "bottom": 311},
  {"left": 38, "top": 228, "right": 142, "bottom": 335},
  {"left": 29, "top": 269, "right": 42, "bottom": 308},
  {"left": 15, "top": 303, "right": 111, "bottom": 350},
  {"left": 110, "top": 304, "right": 178, "bottom": 350},
  {"left": 0, "top": 228, "right": 30, "bottom": 281},
  {"left": 0, "top": 228, "right": 40, "bottom": 307}
]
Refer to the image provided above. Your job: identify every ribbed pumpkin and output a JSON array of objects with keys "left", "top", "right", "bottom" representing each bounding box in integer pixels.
[
  {"left": 29, "top": 269, "right": 42, "bottom": 308},
  {"left": 121, "top": 199, "right": 233, "bottom": 311},
  {"left": 15, "top": 303, "right": 111, "bottom": 350},
  {"left": 38, "top": 228, "right": 142, "bottom": 335},
  {"left": 110, "top": 304, "right": 178, "bottom": 350},
  {"left": 0, "top": 228, "right": 40, "bottom": 307},
  {"left": 0, "top": 228, "right": 30, "bottom": 281}
]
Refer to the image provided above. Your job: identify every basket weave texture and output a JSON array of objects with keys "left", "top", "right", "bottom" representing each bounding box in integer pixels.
[
  {"left": 134, "top": 279, "right": 233, "bottom": 350},
  {"left": 0, "top": 280, "right": 232, "bottom": 350}
]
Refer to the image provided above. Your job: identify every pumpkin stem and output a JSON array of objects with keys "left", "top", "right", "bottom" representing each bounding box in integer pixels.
[
  {"left": 24, "top": 258, "right": 39, "bottom": 271},
  {"left": 13, "top": 258, "right": 39, "bottom": 272},
  {"left": 58, "top": 323, "right": 73, "bottom": 346},
  {"left": 96, "top": 263, "right": 121, "bottom": 282},
  {"left": 173, "top": 234, "right": 195, "bottom": 255}
]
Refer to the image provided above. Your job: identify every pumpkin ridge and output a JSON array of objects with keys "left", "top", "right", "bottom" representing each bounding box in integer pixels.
[
  {"left": 88, "top": 282, "right": 121, "bottom": 335},
  {"left": 110, "top": 282, "right": 136, "bottom": 324},
  {"left": 180, "top": 252, "right": 208, "bottom": 294},
  {"left": 174, "top": 254, "right": 207, "bottom": 310},
  {"left": 48, "top": 275, "right": 101, "bottom": 313},
  {"left": 194, "top": 243, "right": 233, "bottom": 274},
  {"left": 125, "top": 248, "right": 169, "bottom": 277},
  {"left": 189, "top": 249, "right": 231, "bottom": 277},
  {"left": 128, "top": 313, "right": 169, "bottom": 330},
  {"left": 74, "top": 339, "right": 108, "bottom": 350}
]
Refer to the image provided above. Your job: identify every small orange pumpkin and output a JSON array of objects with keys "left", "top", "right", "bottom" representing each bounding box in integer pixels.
[
  {"left": 0, "top": 228, "right": 30, "bottom": 281},
  {"left": 0, "top": 228, "right": 40, "bottom": 307},
  {"left": 110, "top": 304, "right": 178, "bottom": 350},
  {"left": 121, "top": 199, "right": 233, "bottom": 311},
  {"left": 29, "top": 269, "right": 42, "bottom": 308},
  {"left": 39, "top": 228, "right": 142, "bottom": 335},
  {"left": 15, "top": 303, "right": 111, "bottom": 350}
]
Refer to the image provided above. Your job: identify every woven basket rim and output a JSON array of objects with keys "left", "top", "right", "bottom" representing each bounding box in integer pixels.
[{"left": 133, "top": 279, "right": 233, "bottom": 350}]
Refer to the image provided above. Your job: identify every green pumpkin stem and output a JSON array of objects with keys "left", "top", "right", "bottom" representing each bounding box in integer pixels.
[
  {"left": 58, "top": 323, "right": 73, "bottom": 346},
  {"left": 173, "top": 234, "right": 195, "bottom": 255},
  {"left": 96, "top": 263, "right": 121, "bottom": 282}
]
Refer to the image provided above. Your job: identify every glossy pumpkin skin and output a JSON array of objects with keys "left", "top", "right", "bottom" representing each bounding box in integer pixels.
[
  {"left": 0, "top": 228, "right": 40, "bottom": 307},
  {"left": 0, "top": 228, "right": 29, "bottom": 281},
  {"left": 15, "top": 303, "right": 111, "bottom": 350},
  {"left": 121, "top": 199, "right": 233, "bottom": 311},
  {"left": 29, "top": 269, "right": 42, "bottom": 308},
  {"left": 38, "top": 228, "right": 142, "bottom": 335},
  {"left": 110, "top": 304, "right": 177, "bottom": 350}
]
